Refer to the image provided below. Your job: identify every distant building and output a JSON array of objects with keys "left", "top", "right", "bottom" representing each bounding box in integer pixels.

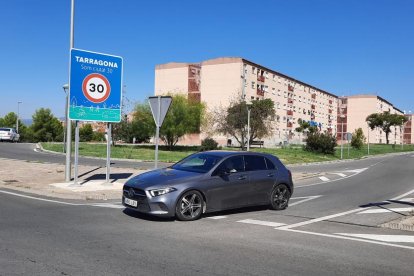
[
  {"left": 155, "top": 57, "right": 338, "bottom": 146},
  {"left": 404, "top": 114, "right": 414, "bottom": 144},
  {"left": 337, "top": 95, "right": 404, "bottom": 144}
]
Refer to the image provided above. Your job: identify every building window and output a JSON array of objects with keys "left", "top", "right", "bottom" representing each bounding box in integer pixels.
[
  {"left": 252, "top": 67, "right": 256, "bottom": 74},
  {"left": 251, "top": 81, "right": 255, "bottom": 89}
]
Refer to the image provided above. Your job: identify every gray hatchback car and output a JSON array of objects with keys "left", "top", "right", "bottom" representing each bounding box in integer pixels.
[{"left": 122, "top": 151, "right": 293, "bottom": 221}]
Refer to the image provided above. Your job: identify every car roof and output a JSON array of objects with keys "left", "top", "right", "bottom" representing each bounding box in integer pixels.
[{"left": 202, "top": 150, "right": 272, "bottom": 158}]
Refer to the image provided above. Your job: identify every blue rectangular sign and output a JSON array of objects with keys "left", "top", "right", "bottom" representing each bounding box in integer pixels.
[{"left": 69, "top": 49, "right": 123, "bottom": 122}]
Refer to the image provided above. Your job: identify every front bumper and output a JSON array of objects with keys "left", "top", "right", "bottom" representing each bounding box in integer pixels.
[{"left": 122, "top": 186, "right": 176, "bottom": 217}]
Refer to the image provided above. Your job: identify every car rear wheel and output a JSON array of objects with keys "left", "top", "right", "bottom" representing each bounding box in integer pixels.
[
  {"left": 270, "top": 184, "right": 291, "bottom": 210},
  {"left": 175, "top": 190, "right": 204, "bottom": 221}
]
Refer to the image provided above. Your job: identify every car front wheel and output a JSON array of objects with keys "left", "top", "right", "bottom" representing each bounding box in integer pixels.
[
  {"left": 270, "top": 184, "right": 291, "bottom": 210},
  {"left": 175, "top": 190, "right": 204, "bottom": 221}
]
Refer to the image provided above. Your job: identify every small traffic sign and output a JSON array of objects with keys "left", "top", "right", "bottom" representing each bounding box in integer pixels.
[
  {"left": 69, "top": 49, "right": 123, "bottom": 122},
  {"left": 149, "top": 96, "right": 172, "bottom": 127}
]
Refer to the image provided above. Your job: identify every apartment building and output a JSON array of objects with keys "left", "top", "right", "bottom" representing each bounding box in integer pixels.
[
  {"left": 337, "top": 95, "right": 404, "bottom": 144},
  {"left": 404, "top": 114, "right": 414, "bottom": 144},
  {"left": 155, "top": 57, "right": 338, "bottom": 146}
]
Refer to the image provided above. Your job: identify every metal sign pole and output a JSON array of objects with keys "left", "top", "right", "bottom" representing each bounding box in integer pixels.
[
  {"left": 105, "top": 123, "right": 111, "bottom": 184},
  {"left": 154, "top": 96, "right": 161, "bottom": 169},
  {"left": 72, "top": 121, "right": 80, "bottom": 186},
  {"left": 347, "top": 139, "right": 350, "bottom": 157},
  {"left": 367, "top": 125, "right": 370, "bottom": 155}
]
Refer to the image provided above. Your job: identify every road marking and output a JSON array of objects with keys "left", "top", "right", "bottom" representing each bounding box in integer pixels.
[
  {"left": 238, "top": 219, "right": 286, "bottom": 227},
  {"left": 289, "top": 195, "right": 322, "bottom": 206},
  {"left": 336, "top": 233, "right": 414, "bottom": 243},
  {"left": 0, "top": 190, "right": 124, "bottom": 209},
  {"left": 332, "top": 173, "right": 347, "bottom": 177},
  {"left": 399, "top": 198, "right": 414, "bottom": 202},
  {"left": 344, "top": 168, "right": 368, "bottom": 173},
  {"left": 319, "top": 176, "right": 330, "bottom": 182},
  {"left": 277, "top": 207, "right": 367, "bottom": 230},
  {"left": 279, "top": 229, "right": 414, "bottom": 250},
  {"left": 357, "top": 207, "right": 414, "bottom": 214},
  {"left": 206, "top": 216, "right": 228, "bottom": 220},
  {"left": 390, "top": 188, "right": 414, "bottom": 201},
  {"left": 297, "top": 167, "right": 369, "bottom": 188}
]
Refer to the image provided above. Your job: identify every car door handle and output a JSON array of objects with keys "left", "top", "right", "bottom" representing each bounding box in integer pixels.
[
  {"left": 267, "top": 173, "right": 274, "bottom": 177},
  {"left": 238, "top": 175, "right": 247, "bottom": 180}
]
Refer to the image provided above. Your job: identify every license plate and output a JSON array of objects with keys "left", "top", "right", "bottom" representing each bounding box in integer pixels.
[{"left": 124, "top": 197, "right": 138, "bottom": 207}]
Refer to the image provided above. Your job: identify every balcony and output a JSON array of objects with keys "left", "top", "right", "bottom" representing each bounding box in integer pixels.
[
  {"left": 328, "top": 109, "right": 332, "bottom": 114},
  {"left": 257, "top": 75, "right": 265, "bottom": 82},
  {"left": 311, "top": 93, "right": 316, "bottom": 99},
  {"left": 288, "top": 85, "right": 294, "bottom": 92},
  {"left": 257, "top": 89, "right": 264, "bottom": 96},
  {"left": 287, "top": 122, "right": 293, "bottom": 128},
  {"left": 311, "top": 104, "right": 316, "bottom": 110},
  {"left": 287, "top": 110, "right": 293, "bottom": 116},
  {"left": 287, "top": 98, "right": 293, "bottom": 104},
  {"left": 329, "top": 100, "right": 333, "bottom": 105}
]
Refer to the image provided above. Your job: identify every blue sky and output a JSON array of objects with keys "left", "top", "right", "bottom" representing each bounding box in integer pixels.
[{"left": 1, "top": 0, "right": 413, "bottom": 119}]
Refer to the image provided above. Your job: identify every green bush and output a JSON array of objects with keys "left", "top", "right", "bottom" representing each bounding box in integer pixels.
[
  {"left": 200, "top": 137, "right": 219, "bottom": 151},
  {"left": 351, "top": 128, "right": 365, "bottom": 150},
  {"left": 305, "top": 132, "right": 337, "bottom": 155}
]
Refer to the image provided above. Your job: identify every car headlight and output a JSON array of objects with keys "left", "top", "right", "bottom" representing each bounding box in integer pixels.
[{"left": 149, "top": 187, "right": 176, "bottom": 197}]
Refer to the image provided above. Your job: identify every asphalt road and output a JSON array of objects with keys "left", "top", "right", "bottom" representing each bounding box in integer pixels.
[
  {"left": 1, "top": 143, "right": 414, "bottom": 275},
  {"left": 0, "top": 143, "right": 169, "bottom": 169}
]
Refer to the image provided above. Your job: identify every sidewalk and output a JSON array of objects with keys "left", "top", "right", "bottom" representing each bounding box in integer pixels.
[{"left": 0, "top": 158, "right": 144, "bottom": 200}]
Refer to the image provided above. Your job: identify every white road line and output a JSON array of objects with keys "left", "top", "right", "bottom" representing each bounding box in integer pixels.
[
  {"left": 399, "top": 198, "right": 414, "bottom": 202},
  {"left": 344, "top": 168, "right": 368, "bottom": 173},
  {"left": 206, "top": 216, "right": 228, "bottom": 220},
  {"left": 336, "top": 233, "right": 414, "bottom": 243},
  {"left": 319, "top": 176, "right": 330, "bottom": 182},
  {"left": 279, "top": 229, "right": 414, "bottom": 250},
  {"left": 297, "top": 167, "right": 369, "bottom": 188},
  {"left": 390, "top": 188, "right": 414, "bottom": 201},
  {"left": 332, "top": 173, "right": 347, "bottom": 177},
  {"left": 289, "top": 195, "right": 322, "bottom": 206},
  {"left": 238, "top": 219, "right": 286, "bottom": 227},
  {"left": 357, "top": 207, "right": 414, "bottom": 214},
  {"left": 0, "top": 190, "right": 123, "bottom": 209},
  {"left": 277, "top": 207, "right": 367, "bottom": 230}
]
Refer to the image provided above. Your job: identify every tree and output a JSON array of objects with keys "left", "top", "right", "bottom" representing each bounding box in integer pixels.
[
  {"left": 30, "top": 108, "right": 63, "bottom": 142},
  {"left": 216, "top": 98, "right": 275, "bottom": 148},
  {"left": 295, "top": 118, "right": 318, "bottom": 134},
  {"left": 351, "top": 128, "right": 365, "bottom": 149},
  {"left": 130, "top": 103, "right": 155, "bottom": 143},
  {"left": 79, "top": 124, "right": 93, "bottom": 142},
  {"left": 160, "top": 94, "right": 205, "bottom": 149},
  {"left": 366, "top": 112, "right": 407, "bottom": 144}
]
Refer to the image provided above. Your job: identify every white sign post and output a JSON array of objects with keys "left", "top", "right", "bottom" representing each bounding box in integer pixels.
[{"left": 149, "top": 96, "right": 172, "bottom": 169}]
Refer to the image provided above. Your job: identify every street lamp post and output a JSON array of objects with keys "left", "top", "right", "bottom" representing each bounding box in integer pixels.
[
  {"left": 247, "top": 104, "right": 252, "bottom": 151},
  {"left": 63, "top": 84, "right": 71, "bottom": 182},
  {"left": 340, "top": 114, "right": 345, "bottom": 159},
  {"left": 16, "top": 101, "right": 22, "bottom": 133}
]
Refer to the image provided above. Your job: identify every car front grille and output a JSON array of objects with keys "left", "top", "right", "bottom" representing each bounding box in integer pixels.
[{"left": 123, "top": 186, "right": 147, "bottom": 199}]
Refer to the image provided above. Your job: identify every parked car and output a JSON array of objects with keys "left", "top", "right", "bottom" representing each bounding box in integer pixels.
[
  {"left": 123, "top": 151, "right": 293, "bottom": 221},
  {"left": 0, "top": 127, "right": 20, "bottom": 142}
]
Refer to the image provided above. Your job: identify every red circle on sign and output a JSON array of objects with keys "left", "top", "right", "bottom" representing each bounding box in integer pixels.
[{"left": 82, "top": 73, "right": 111, "bottom": 103}]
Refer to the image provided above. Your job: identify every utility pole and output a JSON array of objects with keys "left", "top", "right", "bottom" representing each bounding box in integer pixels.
[{"left": 65, "top": 0, "right": 75, "bottom": 182}]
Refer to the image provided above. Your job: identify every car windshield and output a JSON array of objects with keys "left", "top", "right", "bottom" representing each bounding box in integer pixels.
[{"left": 171, "top": 153, "right": 223, "bottom": 173}]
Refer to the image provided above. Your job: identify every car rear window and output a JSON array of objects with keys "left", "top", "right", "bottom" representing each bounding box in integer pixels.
[
  {"left": 244, "top": 155, "right": 267, "bottom": 171},
  {"left": 265, "top": 157, "right": 276, "bottom": 170},
  {"left": 0, "top": 128, "right": 11, "bottom": 131}
]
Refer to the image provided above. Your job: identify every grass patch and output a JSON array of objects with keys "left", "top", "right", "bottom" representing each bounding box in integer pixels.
[{"left": 41, "top": 142, "right": 414, "bottom": 165}]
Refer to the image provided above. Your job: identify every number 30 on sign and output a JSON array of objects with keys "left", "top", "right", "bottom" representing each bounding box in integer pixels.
[{"left": 82, "top": 73, "right": 111, "bottom": 103}]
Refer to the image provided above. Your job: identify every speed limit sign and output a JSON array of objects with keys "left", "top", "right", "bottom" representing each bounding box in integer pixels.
[
  {"left": 69, "top": 48, "right": 123, "bottom": 122},
  {"left": 82, "top": 73, "right": 111, "bottom": 103}
]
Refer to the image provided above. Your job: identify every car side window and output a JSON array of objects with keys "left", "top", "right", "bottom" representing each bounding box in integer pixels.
[
  {"left": 244, "top": 155, "right": 267, "bottom": 171},
  {"left": 265, "top": 157, "right": 276, "bottom": 170},
  {"left": 215, "top": 156, "right": 245, "bottom": 174}
]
